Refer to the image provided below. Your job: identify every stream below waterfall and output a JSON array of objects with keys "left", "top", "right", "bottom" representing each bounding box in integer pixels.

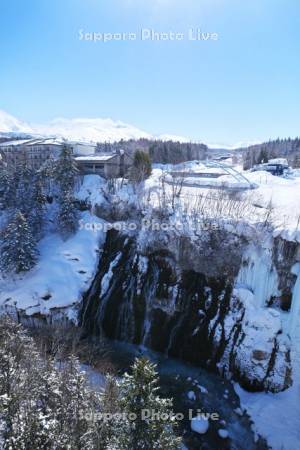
[{"left": 86, "top": 339, "right": 269, "bottom": 450}]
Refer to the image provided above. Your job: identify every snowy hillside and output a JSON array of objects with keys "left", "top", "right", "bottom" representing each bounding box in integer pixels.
[{"left": 0, "top": 211, "right": 105, "bottom": 321}]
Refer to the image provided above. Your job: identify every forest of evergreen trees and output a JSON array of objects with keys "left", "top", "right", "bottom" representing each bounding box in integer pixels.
[
  {"left": 0, "top": 316, "right": 181, "bottom": 449},
  {"left": 0, "top": 144, "right": 79, "bottom": 274},
  {"left": 96, "top": 138, "right": 208, "bottom": 164},
  {"left": 242, "top": 137, "right": 300, "bottom": 169}
]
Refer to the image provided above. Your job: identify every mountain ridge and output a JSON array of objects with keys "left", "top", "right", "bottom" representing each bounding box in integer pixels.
[{"left": 0, "top": 110, "right": 190, "bottom": 144}]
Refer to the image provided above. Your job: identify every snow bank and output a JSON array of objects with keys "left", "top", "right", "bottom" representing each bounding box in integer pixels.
[
  {"left": 235, "top": 381, "right": 300, "bottom": 450},
  {"left": 246, "top": 170, "right": 300, "bottom": 241}
]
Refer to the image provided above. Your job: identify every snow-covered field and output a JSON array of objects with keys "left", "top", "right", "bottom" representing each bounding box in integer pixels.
[
  {"left": 246, "top": 170, "right": 300, "bottom": 239},
  {"left": 144, "top": 163, "right": 300, "bottom": 242}
]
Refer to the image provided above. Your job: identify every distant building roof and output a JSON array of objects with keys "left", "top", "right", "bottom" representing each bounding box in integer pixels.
[
  {"left": 0, "top": 138, "right": 97, "bottom": 148},
  {"left": 75, "top": 154, "right": 118, "bottom": 162},
  {"left": 0, "top": 139, "right": 33, "bottom": 147},
  {"left": 0, "top": 137, "right": 63, "bottom": 147},
  {"left": 268, "top": 158, "right": 288, "bottom": 166}
]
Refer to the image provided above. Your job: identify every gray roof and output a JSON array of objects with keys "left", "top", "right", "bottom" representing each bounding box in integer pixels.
[
  {"left": 75, "top": 154, "right": 118, "bottom": 162},
  {"left": 0, "top": 138, "right": 97, "bottom": 148}
]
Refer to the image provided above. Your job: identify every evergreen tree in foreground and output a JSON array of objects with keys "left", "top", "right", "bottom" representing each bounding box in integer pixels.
[
  {"left": 0, "top": 165, "right": 14, "bottom": 209},
  {"left": 54, "top": 143, "right": 79, "bottom": 238},
  {"left": 28, "top": 179, "right": 46, "bottom": 238},
  {"left": 38, "top": 154, "right": 57, "bottom": 196},
  {"left": 14, "top": 162, "right": 35, "bottom": 215},
  {"left": 118, "top": 357, "right": 181, "bottom": 450},
  {"left": 55, "top": 143, "right": 79, "bottom": 193},
  {"left": 0, "top": 318, "right": 182, "bottom": 449},
  {"left": 0, "top": 317, "right": 101, "bottom": 450},
  {"left": 1, "top": 211, "right": 38, "bottom": 273},
  {"left": 58, "top": 190, "right": 78, "bottom": 237},
  {"left": 0, "top": 165, "right": 9, "bottom": 206}
]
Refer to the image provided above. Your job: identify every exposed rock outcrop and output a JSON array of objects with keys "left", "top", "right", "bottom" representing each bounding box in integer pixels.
[{"left": 80, "top": 229, "right": 292, "bottom": 393}]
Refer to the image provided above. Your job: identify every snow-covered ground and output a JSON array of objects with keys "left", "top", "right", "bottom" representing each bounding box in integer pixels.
[
  {"left": 0, "top": 211, "right": 105, "bottom": 321},
  {"left": 143, "top": 163, "right": 300, "bottom": 242},
  {"left": 235, "top": 372, "right": 300, "bottom": 450},
  {"left": 246, "top": 170, "right": 300, "bottom": 240},
  {"left": 76, "top": 174, "right": 107, "bottom": 208},
  {"left": 1, "top": 167, "right": 300, "bottom": 449}
]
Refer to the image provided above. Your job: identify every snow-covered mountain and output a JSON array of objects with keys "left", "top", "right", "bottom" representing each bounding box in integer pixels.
[
  {"left": 33, "top": 117, "right": 152, "bottom": 143},
  {"left": 0, "top": 109, "right": 190, "bottom": 143},
  {"left": 0, "top": 109, "right": 152, "bottom": 142},
  {"left": 0, "top": 110, "right": 33, "bottom": 135}
]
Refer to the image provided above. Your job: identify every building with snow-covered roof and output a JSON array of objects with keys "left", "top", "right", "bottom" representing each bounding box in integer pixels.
[
  {"left": 75, "top": 150, "right": 132, "bottom": 178},
  {"left": 0, "top": 138, "right": 96, "bottom": 170},
  {"left": 70, "top": 141, "right": 96, "bottom": 156},
  {"left": 0, "top": 138, "right": 61, "bottom": 169},
  {"left": 268, "top": 158, "right": 288, "bottom": 166}
]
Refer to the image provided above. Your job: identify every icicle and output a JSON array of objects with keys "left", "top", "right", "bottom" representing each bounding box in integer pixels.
[{"left": 289, "top": 263, "right": 300, "bottom": 338}]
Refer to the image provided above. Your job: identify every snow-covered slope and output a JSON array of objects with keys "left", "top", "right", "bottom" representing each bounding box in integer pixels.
[{"left": 0, "top": 211, "right": 106, "bottom": 322}]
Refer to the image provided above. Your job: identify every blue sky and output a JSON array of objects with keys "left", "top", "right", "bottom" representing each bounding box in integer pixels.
[{"left": 0, "top": 0, "right": 299, "bottom": 145}]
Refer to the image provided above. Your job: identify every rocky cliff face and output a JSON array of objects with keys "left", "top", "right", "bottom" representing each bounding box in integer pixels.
[{"left": 80, "top": 229, "right": 292, "bottom": 393}]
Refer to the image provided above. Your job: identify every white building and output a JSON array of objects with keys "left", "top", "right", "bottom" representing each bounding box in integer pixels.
[{"left": 0, "top": 138, "right": 96, "bottom": 170}]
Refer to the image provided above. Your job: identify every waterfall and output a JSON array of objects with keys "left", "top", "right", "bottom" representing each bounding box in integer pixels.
[
  {"left": 236, "top": 245, "right": 280, "bottom": 307},
  {"left": 80, "top": 230, "right": 292, "bottom": 393},
  {"left": 289, "top": 263, "right": 300, "bottom": 338}
]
